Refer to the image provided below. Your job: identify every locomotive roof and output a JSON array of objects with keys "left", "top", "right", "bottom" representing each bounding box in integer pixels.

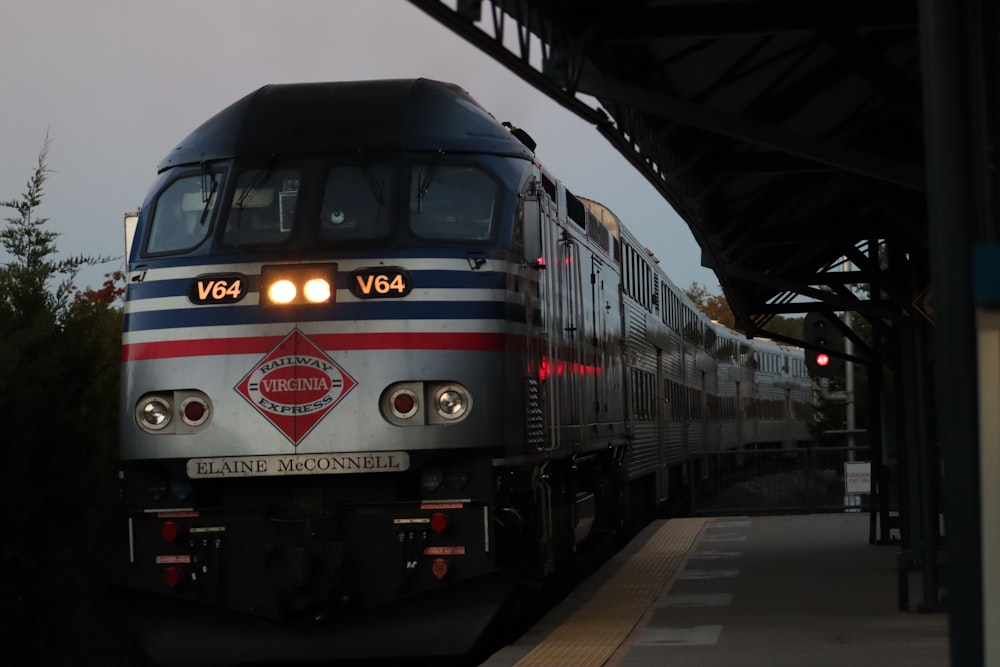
[{"left": 158, "top": 78, "right": 534, "bottom": 170}]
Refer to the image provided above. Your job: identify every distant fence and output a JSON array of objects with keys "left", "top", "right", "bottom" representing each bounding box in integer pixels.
[{"left": 691, "top": 446, "right": 871, "bottom": 515}]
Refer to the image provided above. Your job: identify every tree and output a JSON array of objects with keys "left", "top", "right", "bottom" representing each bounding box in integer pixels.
[
  {"left": 0, "top": 138, "right": 130, "bottom": 665},
  {"left": 1, "top": 136, "right": 111, "bottom": 319},
  {"left": 685, "top": 281, "right": 804, "bottom": 340},
  {"left": 684, "top": 281, "right": 736, "bottom": 327}
]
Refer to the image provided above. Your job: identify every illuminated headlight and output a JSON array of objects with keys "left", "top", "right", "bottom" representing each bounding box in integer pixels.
[
  {"left": 268, "top": 279, "right": 297, "bottom": 304},
  {"left": 261, "top": 264, "right": 335, "bottom": 306},
  {"left": 433, "top": 385, "right": 470, "bottom": 421},
  {"left": 137, "top": 396, "right": 172, "bottom": 431},
  {"left": 303, "top": 278, "right": 331, "bottom": 303}
]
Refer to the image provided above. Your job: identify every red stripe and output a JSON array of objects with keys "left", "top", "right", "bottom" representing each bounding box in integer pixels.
[{"left": 122, "top": 332, "right": 507, "bottom": 362}]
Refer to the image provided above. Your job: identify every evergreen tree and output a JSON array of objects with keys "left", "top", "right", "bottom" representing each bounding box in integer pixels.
[{"left": 0, "top": 137, "right": 130, "bottom": 665}]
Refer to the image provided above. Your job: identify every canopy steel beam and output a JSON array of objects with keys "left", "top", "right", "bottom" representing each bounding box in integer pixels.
[{"left": 574, "top": 72, "right": 925, "bottom": 191}]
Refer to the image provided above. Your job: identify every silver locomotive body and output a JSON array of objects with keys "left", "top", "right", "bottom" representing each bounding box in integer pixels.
[
  {"left": 118, "top": 80, "right": 561, "bottom": 662},
  {"left": 117, "top": 79, "right": 810, "bottom": 663}
]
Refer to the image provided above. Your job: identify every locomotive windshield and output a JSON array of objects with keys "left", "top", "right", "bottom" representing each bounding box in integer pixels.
[
  {"left": 319, "top": 164, "right": 393, "bottom": 241},
  {"left": 223, "top": 167, "right": 301, "bottom": 246},
  {"left": 139, "top": 155, "right": 518, "bottom": 257},
  {"left": 410, "top": 164, "right": 497, "bottom": 241},
  {"left": 145, "top": 172, "right": 220, "bottom": 255}
]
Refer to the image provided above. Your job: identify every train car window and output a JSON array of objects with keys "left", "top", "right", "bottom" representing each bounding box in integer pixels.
[
  {"left": 222, "top": 168, "right": 300, "bottom": 246},
  {"left": 145, "top": 173, "right": 219, "bottom": 255},
  {"left": 410, "top": 165, "right": 496, "bottom": 241},
  {"left": 565, "top": 190, "right": 586, "bottom": 230},
  {"left": 542, "top": 174, "right": 557, "bottom": 201},
  {"left": 319, "top": 164, "right": 392, "bottom": 241}
]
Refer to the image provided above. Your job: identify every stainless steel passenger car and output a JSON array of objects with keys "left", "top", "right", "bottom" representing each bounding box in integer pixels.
[{"left": 117, "top": 79, "right": 810, "bottom": 663}]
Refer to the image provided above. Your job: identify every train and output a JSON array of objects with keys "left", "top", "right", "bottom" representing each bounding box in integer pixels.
[{"left": 116, "top": 78, "right": 811, "bottom": 663}]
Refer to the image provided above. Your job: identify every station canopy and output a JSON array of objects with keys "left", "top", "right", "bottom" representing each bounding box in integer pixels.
[{"left": 412, "top": 0, "right": 926, "bottom": 344}]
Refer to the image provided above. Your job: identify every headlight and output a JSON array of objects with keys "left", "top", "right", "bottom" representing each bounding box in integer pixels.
[
  {"left": 260, "top": 264, "right": 335, "bottom": 306},
  {"left": 431, "top": 384, "right": 470, "bottom": 421},
  {"left": 303, "top": 278, "right": 331, "bottom": 303},
  {"left": 135, "top": 390, "right": 212, "bottom": 434},
  {"left": 137, "top": 396, "right": 172, "bottom": 431},
  {"left": 267, "top": 279, "right": 297, "bottom": 304},
  {"left": 380, "top": 382, "right": 472, "bottom": 425}
]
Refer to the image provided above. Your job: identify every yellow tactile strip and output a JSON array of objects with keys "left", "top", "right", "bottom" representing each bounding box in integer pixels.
[{"left": 513, "top": 517, "right": 710, "bottom": 667}]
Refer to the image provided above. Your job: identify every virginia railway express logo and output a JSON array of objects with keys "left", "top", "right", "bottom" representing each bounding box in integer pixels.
[{"left": 235, "top": 329, "right": 357, "bottom": 445}]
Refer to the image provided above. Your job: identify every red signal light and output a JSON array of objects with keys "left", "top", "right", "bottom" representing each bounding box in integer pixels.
[{"left": 816, "top": 353, "right": 831, "bottom": 367}]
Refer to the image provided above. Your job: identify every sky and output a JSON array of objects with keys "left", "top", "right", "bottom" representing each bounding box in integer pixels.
[{"left": 0, "top": 0, "right": 718, "bottom": 293}]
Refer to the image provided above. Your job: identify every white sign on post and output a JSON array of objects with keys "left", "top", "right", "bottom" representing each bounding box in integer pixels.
[{"left": 844, "top": 461, "right": 872, "bottom": 494}]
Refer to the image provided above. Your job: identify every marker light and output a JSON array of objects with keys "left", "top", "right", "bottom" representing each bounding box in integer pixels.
[
  {"left": 162, "top": 521, "right": 180, "bottom": 542},
  {"left": 136, "top": 390, "right": 212, "bottom": 433},
  {"left": 391, "top": 388, "right": 419, "bottom": 419},
  {"left": 180, "top": 396, "right": 209, "bottom": 426},
  {"left": 430, "top": 511, "right": 449, "bottom": 534},
  {"left": 381, "top": 382, "right": 472, "bottom": 425},
  {"left": 431, "top": 558, "right": 450, "bottom": 580},
  {"left": 163, "top": 566, "right": 182, "bottom": 588}
]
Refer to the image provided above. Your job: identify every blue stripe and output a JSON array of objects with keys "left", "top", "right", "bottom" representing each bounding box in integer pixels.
[
  {"left": 126, "top": 269, "right": 508, "bottom": 302},
  {"left": 128, "top": 247, "right": 509, "bottom": 272},
  {"left": 123, "top": 300, "right": 510, "bottom": 332}
]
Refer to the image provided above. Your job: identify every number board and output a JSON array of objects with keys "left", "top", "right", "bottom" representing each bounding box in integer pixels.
[
  {"left": 350, "top": 268, "right": 412, "bottom": 299},
  {"left": 189, "top": 274, "right": 248, "bottom": 304}
]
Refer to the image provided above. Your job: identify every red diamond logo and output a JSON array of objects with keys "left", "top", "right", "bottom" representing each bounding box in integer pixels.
[{"left": 235, "top": 329, "right": 357, "bottom": 446}]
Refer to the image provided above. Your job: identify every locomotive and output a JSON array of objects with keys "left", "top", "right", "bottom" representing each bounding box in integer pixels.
[{"left": 117, "top": 79, "right": 811, "bottom": 663}]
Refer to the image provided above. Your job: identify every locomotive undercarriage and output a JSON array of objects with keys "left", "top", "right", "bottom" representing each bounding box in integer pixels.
[
  {"left": 123, "top": 444, "right": 618, "bottom": 660},
  {"left": 119, "top": 441, "right": 628, "bottom": 662}
]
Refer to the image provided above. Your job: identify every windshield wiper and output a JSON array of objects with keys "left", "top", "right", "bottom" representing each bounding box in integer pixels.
[
  {"left": 234, "top": 162, "right": 273, "bottom": 209},
  {"left": 198, "top": 167, "right": 219, "bottom": 227},
  {"left": 415, "top": 150, "right": 445, "bottom": 213}
]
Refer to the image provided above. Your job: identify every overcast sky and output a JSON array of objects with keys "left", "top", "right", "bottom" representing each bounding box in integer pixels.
[{"left": 0, "top": 0, "right": 717, "bottom": 292}]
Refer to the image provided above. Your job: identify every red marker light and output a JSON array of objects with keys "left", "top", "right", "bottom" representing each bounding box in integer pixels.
[
  {"left": 184, "top": 401, "right": 205, "bottom": 422},
  {"left": 393, "top": 392, "right": 415, "bottom": 415},
  {"left": 430, "top": 511, "right": 449, "bottom": 534},
  {"left": 816, "top": 353, "right": 831, "bottom": 367},
  {"left": 162, "top": 520, "right": 180, "bottom": 542},
  {"left": 431, "top": 558, "right": 450, "bottom": 580},
  {"left": 163, "top": 566, "right": 182, "bottom": 588}
]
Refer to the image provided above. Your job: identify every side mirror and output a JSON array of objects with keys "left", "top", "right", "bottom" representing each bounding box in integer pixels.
[
  {"left": 124, "top": 210, "right": 139, "bottom": 265},
  {"left": 520, "top": 194, "right": 544, "bottom": 270}
]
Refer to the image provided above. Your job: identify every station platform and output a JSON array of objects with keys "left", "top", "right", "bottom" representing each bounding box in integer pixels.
[{"left": 480, "top": 513, "right": 949, "bottom": 667}]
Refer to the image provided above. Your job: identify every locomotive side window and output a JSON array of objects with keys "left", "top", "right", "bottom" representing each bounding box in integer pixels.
[
  {"left": 410, "top": 165, "right": 496, "bottom": 241},
  {"left": 319, "top": 164, "right": 393, "bottom": 241},
  {"left": 223, "top": 168, "right": 300, "bottom": 246},
  {"left": 146, "top": 173, "right": 219, "bottom": 255}
]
